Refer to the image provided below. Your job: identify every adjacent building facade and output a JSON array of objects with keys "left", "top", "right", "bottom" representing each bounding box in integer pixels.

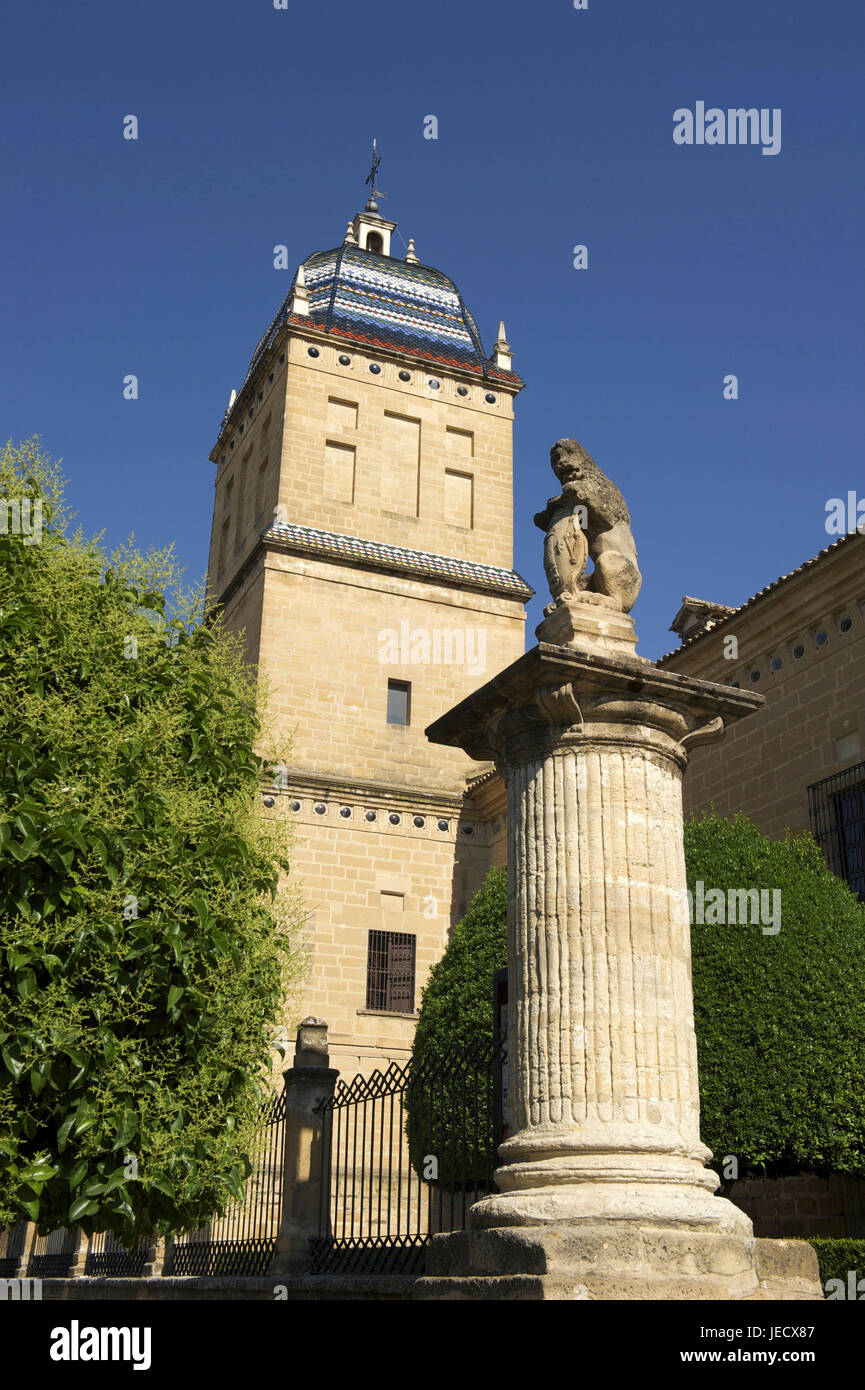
[
  {"left": 206, "top": 194, "right": 529, "bottom": 1080},
  {"left": 659, "top": 530, "right": 864, "bottom": 900}
]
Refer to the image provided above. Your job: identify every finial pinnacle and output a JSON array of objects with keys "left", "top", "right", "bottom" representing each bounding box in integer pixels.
[
  {"left": 492, "top": 320, "right": 513, "bottom": 369},
  {"left": 364, "top": 137, "right": 386, "bottom": 212},
  {"left": 290, "top": 263, "right": 310, "bottom": 317}
]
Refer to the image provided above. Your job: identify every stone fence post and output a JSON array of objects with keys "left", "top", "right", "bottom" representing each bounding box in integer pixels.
[
  {"left": 141, "top": 1235, "right": 168, "bottom": 1278},
  {"left": 1, "top": 1221, "right": 35, "bottom": 1278},
  {"left": 67, "top": 1228, "right": 89, "bottom": 1278},
  {"left": 270, "top": 1018, "right": 339, "bottom": 1278}
]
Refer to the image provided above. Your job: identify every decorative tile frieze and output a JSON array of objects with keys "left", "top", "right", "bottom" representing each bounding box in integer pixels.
[{"left": 264, "top": 519, "right": 533, "bottom": 599}]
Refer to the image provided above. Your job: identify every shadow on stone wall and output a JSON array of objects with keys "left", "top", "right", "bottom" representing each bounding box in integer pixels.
[{"left": 728, "top": 1174, "right": 865, "bottom": 1238}]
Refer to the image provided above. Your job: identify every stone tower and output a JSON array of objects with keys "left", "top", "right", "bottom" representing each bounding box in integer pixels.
[{"left": 206, "top": 188, "right": 531, "bottom": 1079}]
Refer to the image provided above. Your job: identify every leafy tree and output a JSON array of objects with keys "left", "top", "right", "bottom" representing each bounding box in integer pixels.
[
  {"left": 411, "top": 813, "right": 865, "bottom": 1182},
  {"left": 0, "top": 439, "right": 304, "bottom": 1241}
]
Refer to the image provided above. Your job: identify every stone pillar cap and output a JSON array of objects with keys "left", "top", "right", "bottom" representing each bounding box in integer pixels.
[
  {"left": 425, "top": 641, "right": 764, "bottom": 762},
  {"left": 293, "top": 1018, "right": 330, "bottom": 1067}
]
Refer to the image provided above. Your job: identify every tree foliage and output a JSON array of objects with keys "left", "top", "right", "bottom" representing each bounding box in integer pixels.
[
  {"left": 0, "top": 440, "right": 303, "bottom": 1240},
  {"left": 412, "top": 813, "right": 865, "bottom": 1181}
]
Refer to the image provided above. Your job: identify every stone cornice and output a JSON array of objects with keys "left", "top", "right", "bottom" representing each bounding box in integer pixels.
[
  {"left": 212, "top": 316, "right": 523, "bottom": 454},
  {"left": 266, "top": 768, "right": 467, "bottom": 814}
]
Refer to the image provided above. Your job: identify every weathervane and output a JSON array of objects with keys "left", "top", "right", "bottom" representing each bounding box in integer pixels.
[{"left": 364, "top": 138, "right": 386, "bottom": 206}]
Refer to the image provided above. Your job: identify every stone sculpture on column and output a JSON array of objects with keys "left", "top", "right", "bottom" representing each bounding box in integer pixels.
[{"left": 419, "top": 441, "right": 822, "bottom": 1300}]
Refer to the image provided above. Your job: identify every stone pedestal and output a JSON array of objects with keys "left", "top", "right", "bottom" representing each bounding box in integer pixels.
[
  {"left": 536, "top": 591, "right": 645, "bottom": 660},
  {"left": 270, "top": 1019, "right": 339, "bottom": 1278},
  {"left": 420, "top": 641, "right": 823, "bottom": 1300}
]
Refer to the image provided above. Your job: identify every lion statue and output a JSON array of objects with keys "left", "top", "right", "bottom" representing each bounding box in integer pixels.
[{"left": 533, "top": 439, "right": 642, "bottom": 615}]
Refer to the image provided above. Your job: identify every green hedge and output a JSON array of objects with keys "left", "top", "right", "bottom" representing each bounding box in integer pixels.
[
  {"left": 806, "top": 1239, "right": 865, "bottom": 1296},
  {"left": 405, "top": 867, "right": 506, "bottom": 1184},
  {"left": 411, "top": 865, "right": 507, "bottom": 1060},
  {"left": 687, "top": 812, "right": 865, "bottom": 1178}
]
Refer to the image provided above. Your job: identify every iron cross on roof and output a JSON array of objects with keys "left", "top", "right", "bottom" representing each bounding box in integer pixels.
[{"left": 364, "top": 138, "right": 386, "bottom": 204}]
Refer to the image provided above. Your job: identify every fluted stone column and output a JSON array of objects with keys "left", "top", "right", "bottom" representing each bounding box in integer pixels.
[
  {"left": 421, "top": 643, "right": 821, "bottom": 1298},
  {"left": 474, "top": 673, "right": 735, "bottom": 1232}
]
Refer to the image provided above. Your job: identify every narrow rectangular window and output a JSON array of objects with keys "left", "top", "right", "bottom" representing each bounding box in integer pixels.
[
  {"left": 235, "top": 452, "right": 250, "bottom": 549},
  {"left": 217, "top": 476, "right": 234, "bottom": 578},
  {"left": 382, "top": 413, "right": 420, "bottom": 517},
  {"left": 446, "top": 426, "right": 474, "bottom": 459},
  {"left": 444, "top": 469, "right": 474, "bottom": 529},
  {"left": 366, "top": 930, "right": 416, "bottom": 1013},
  {"left": 324, "top": 440, "right": 356, "bottom": 503},
  {"left": 387, "top": 679, "right": 410, "bottom": 726},
  {"left": 327, "top": 397, "right": 358, "bottom": 432},
  {"left": 217, "top": 518, "right": 229, "bottom": 578},
  {"left": 255, "top": 457, "right": 268, "bottom": 522}
]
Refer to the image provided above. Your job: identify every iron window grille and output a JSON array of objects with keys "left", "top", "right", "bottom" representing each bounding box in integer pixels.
[
  {"left": 808, "top": 759, "right": 865, "bottom": 900},
  {"left": 366, "top": 929, "right": 416, "bottom": 1013}
]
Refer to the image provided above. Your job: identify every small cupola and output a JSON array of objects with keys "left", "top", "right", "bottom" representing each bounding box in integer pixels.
[{"left": 350, "top": 199, "right": 396, "bottom": 257}]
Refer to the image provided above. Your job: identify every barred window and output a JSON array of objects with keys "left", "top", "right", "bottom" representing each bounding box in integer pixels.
[
  {"left": 831, "top": 782, "right": 865, "bottom": 899},
  {"left": 366, "top": 930, "right": 416, "bottom": 1013},
  {"left": 808, "top": 763, "right": 865, "bottom": 900}
]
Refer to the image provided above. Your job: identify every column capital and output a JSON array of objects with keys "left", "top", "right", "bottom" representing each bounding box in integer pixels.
[{"left": 427, "top": 642, "right": 763, "bottom": 770}]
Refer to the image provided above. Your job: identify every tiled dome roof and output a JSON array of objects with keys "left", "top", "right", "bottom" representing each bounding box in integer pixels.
[{"left": 243, "top": 244, "right": 514, "bottom": 389}]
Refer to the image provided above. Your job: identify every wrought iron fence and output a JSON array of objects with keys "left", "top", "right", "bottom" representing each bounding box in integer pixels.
[
  {"left": 164, "top": 1090, "right": 287, "bottom": 1276},
  {"left": 85, "top": 1232, "right": 149, "bottom": 1277},
  {"left": 27, "top": 1227, "right": 78, "bottom": 1278},
  {"left": 2, "top": 1038, "right": 508, "bottom": 1282},
  {"left": 1, "top": 1092, "right": 287, "bottom": 1281},
  {"left": 0, "top": 1221, "right": 28, "bottom": 1277},
  {"left": 310, "top": 1036, "right": 506, "bottom": 1275},
  {"left": 808, "top": 759, "right": 865, "bottom": 900}
]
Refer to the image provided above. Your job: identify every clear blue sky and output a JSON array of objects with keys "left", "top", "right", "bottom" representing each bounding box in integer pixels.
[{"left": 2, "top": 0, "right": 862, "bottom": 660}]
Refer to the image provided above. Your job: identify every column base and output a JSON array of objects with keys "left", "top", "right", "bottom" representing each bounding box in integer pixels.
[
  {"left": 475, "top": 1137, "right": 754, "bottom": 1234},
  {"left": 417, "top": 1227, "right": 823, "bottom": 1301}
]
